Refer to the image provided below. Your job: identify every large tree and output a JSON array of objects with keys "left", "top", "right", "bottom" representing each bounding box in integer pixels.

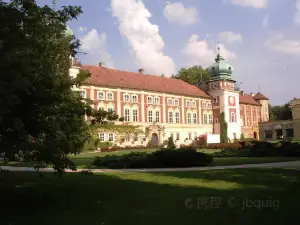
[
  {"left": 0, "top": 0, "right": 93, "bottom": 173},
  {"left": 269, "top": 103, "right": 292, "bottom": 121},
  {"left": 173, "top": 65, "right": 211, "bottom": 85}
]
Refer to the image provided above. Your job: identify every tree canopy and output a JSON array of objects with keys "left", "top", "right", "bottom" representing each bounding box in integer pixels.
[
  {"left": 0, "top": 0, "right": 94, "bottom": 173},
  {"left": 173, "top": 65, "right": 211, "bottom": 85},
  {"left": 269, "top": 103, "right": 293, "bottom": 121}
]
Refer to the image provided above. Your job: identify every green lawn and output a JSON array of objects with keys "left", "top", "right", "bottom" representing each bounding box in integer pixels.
[
  {"left": 1, "top": 169, "right": 300, "bottom": 225},
  {"left": 1, "top": 148, "right": 299, "bottom": 169}
]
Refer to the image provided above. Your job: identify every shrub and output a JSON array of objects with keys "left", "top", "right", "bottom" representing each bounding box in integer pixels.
[
  {"left": 240, "top": 133, "right": 245, "bottom": 141},
  {"left": 93, "top": 147, "right": 213, "bottom": 169},
  {"left": 167, "top": 137, "right": 176, "bottom": 149},
  {"left": 196, "top": 143, "right": 242, "bottom": 150}
]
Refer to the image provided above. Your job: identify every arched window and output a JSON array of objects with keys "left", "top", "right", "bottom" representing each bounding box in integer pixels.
[
  {"left": 187, "top": 113, "right": 192, "bottom": 124},
  {"left": 208, "top": 114, "right": 212, "bottom": 124},
  {"left": 155, "top": 110, "right": 160, "bottom": 122},
  {"left": 107, "top": 92, "right": 114, "bottom": 101},
  {"left": 230, "top": 112, "right": 236, "bottom": 123},
  {"left": 124, "top": 108, "right": 130, "bottom": 122},
  {"left": 132, "top": 109, "right": 138, "bottom": 122},
  {"left": 175, "top": 112, "right": 180, "bottom": 123}
]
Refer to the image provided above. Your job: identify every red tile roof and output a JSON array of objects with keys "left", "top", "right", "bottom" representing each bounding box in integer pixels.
[
  {"left": 253, "top": 92, "right": 269, "bottom": 100},
  {"left": 239, "top": 93, "right": 261, "bottom": 106},
  {"left": 81, "top": 65, "right": 211, "bottom": 98}
]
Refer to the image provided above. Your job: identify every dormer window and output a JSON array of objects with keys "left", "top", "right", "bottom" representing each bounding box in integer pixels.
[{"left": 124, "top": 94, "right": 130, "bottom": 102}]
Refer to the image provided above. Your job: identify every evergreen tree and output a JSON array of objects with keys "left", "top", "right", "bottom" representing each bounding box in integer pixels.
[{"left": 220, "top": 112, "right": 228, "bottom": 143}]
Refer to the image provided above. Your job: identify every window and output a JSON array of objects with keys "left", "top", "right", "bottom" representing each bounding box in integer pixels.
[
  {"left": 174, "top": 99, "right": 179, "bottom": 106},
  {"left": 191, "top": 101, "right": 196, "bottom": 108},
  {"left": 170, "top": 133, "right": 174, "bottom": 139},
  {"left": 134, "top": 133, "right": 138, "bottom": 141},
  {"left": 168, "top": 111, "right": 173, "bottom": 123},
  {"left": 98, "top": 91, "right": 105, "bottom": 100},
  {"left": 108, "top": 133, "right": 114, "bottom": 142},
  {"left": 124, "top": 109, "right": 130, "bottom": 122},
  {"left": 124, "top": 94, "right": 130, "bottom": 102},
  {"left": 155, "top": 111, "right": 160, "bottom": 122},
  {"left": 193, "top": 113, "right": 197, "bottom": 124},
  {"left": 175, "top": 112, "right": 180, "bottom": 123},
  {"left": 99, "top": 107, "right": 105, "bottom": 111},
  {"left": 188, "top": 133, "right": 192, "bottom": 140},
  {"left": 207, "top": 103, "right": 212, "bottom": 108},
  {"left": 147, "top": 96, "right": 153, "bottom": 104},
  {"left": 194, "top": 132, "right": 197, "bottom": 140},
  {"left": 213, "top": 97, "right": 217, "bottom": 103},
  {"left": 133, "top": 109, "right": 138, "bottom": 122},
  {"left": 132, "top": 95, "right": 138, "bottom": 103},
  {"left": 204, "top": 114, "right": 208, "bottom": 124},
  {"left": 176, "top": 133, "right": 180, "bottom": 141},
  {"left": 107, "top": 108, "right": 114, "bottom": 113},
  {"left": 186, "top": 100, "right": 191, "bottom": 107},
  {"left": 187, "top": 113, "right": 192, "bottom": 124},
  {"left": 208, "top": 114, "right": 213, "bottom": 124},
  {"left": 99, "top": 133, "right": 105, "bottom": 142},
  {"left": 202, "top": 102, "right": 206, "bottom": 108},
  {"left": 167, "top": 98, "right": 173, "bottom": 106},
  {"left": 126, "top": 134, "right": 131, "bottom": 142},
  {"left": 154, "top": 97, "right": 159, "bottom": 104},
  {"left": 264, "top": 130, "right": 272, "bottom": 138},
  {"left": 230, "top": 112, "right": 236, "bottom": 123},
  {"left": 241, "top": 117, "right": 244, "bottom": 127},
  {"left": 148, "top": 110, "right": 153, "bottom": 122},
  {"left": 79, "top": 90, "right": 86, "bottom": 98},
  {"left": 215, "top": 118, "right": 219, "bottom": 123},
  {"left": 107, "top": 92, "right": 113, "bottom": 101}
]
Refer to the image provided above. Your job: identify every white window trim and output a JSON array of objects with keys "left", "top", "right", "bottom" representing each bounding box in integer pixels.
[
  {"left": 187, "top": 112, "right": 192, "bottom": 124},
  {"left": 79, "top": 90, "right": 86, "bottom": 98},
  {"left": 108, "top": 133, "right": 114, "bottom": 142},
  {"left": 191, "top": 100, "right": 196, "bottom": 108},
  {"left": 174, "top": 99, "right": 179, "bottom": 106},
  {"left": 106, "top": 92, "right": 114, "bottom": 101},
  {"left": 99, "top": 133, "right": 105, "bottom": 142},
  {"left": 131, "top": 94, "right": 138, "bottom": 103},
  {"left": 147, "top": 96, "right": 153, "bottom": 104},
  {"left": 186, "top": 100, "right": 191, "bottom": 107},
  {"left": 155, "top": 110, "right": 160, "bottom": 122},
  {"left": 208, "top": 113, "right": 213, "bottom": 124},
  {"left": 97, "top": 91, "right": 105, "bottom": 100},
  {"left": 124, "top": 108, "right": 131, "bottom": 122},
  {"left": 123, "top": 94, "right": 130, "bottom": 102},
  {"left": 203, "top": 113, "right": 208, "bottom": 124},
  {"left": 154, "top": 97, "right": 160, "bottom": 105},
  {"left": 193, "top": 113, "right": 197, "bottom": 124},
  {"left": 175, "top": 111, "right": 180, "bottom": 123},
  {"left": 202, "top": 102, "right": 207, "bottom": 108},
  {"left": 168, "top": 110, "right": 174, "bottom": 123},
  {"left": 148, "top": 110, "right": 153, "bottom": 122},
  {"left": 167, "top": 98, "right": 173, "bottom": 106},
  {"left": 132, "top": 108, "right": 138, "bottom": 122}
]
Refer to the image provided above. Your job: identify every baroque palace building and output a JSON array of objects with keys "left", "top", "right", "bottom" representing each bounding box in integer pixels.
[{"left": 69, "top": 51, "right": 269, "bottom": 146}]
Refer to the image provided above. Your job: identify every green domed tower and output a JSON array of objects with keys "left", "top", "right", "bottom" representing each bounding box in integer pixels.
[{"left": 207, "top": 47, "right": 234, "bottom": 80}]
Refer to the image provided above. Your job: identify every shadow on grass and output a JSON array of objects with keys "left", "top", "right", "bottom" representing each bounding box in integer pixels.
[{"left": 1, "top": 169, "right": 300, "bottom": 225}]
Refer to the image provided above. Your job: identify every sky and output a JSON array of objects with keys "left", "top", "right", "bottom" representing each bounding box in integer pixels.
[{"left": 37, "top": 0, "right": 300, "bottom": 105}]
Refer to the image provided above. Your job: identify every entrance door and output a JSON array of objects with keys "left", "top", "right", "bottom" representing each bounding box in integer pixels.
[
  {"left": 151, "top": 133, "right": 159, "bottom": 146},
  {"left": 253, "top": 132, "right": 257, "bottom": 140}
]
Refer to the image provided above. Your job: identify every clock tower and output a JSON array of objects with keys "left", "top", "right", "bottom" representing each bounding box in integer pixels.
[{"left": 206, "top": 47, "right": 241, "bottom": 140}]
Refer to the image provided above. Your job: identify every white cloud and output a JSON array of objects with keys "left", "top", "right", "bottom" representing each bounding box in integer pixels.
[
  {"left": 80, "top": 29, "right": 115, "bottom": 67},
  {"left": 218, "top": 31, "right": 243, "bottom": 44},
  {"left": 295, "top": 0, "right": 300, "bottom": 25},
  {"left": 264, "top": 34, "right": 300, "bottom": 56},
  {"left": 182, "top": 35, "right": 236, "bottom": 67},
  {"left": 163, "top": 2, "right": 199, "bottom": 25},
  {"left": 79, "top": 26, "right": 87, "bottom": 32},
  {"left": 111, "top": 0, "right": 176, "bottom": 76},
  {"left": 230, "top": 0, "right": 268, "bottom": 8},
  {"left": 262, "top": 14, "right": 269, "bottom": 27}
]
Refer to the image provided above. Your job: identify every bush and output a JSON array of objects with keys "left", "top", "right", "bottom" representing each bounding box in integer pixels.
[
  {"left": 196, "top": 143, "right": 242, "bottom": 150},
  {"left": 93, "top": 147, "right": 213, "bottom": 169},
  {"left": 167, "top": 137, "right": 176, "bottom": 149}
]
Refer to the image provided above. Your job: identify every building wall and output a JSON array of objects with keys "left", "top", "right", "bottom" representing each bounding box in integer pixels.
[{"left": 240, "top": 104, "right": 260, "bottom": 139}]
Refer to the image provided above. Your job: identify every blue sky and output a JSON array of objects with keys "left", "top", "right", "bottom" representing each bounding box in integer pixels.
[{"left": 37, "top": 0, "right": 300, "bottom": 105}]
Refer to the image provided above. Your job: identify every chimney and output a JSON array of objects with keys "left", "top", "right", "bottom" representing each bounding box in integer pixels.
[
  {"left": 138, "top": 68, "right": 144, "bottom": 74},
  {"left": 250, "top": 92, "right": 255, "bottom": 97},
  {"left": 99, "top": 62, "right": 104, "bottom": 67}
]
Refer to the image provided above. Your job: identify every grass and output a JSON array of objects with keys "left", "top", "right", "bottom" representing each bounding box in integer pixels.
[
  {"left": 1, "top": 168, "right": 300, "bottom": 225},
  {"left": 1, "top": 148, "right": 299, "bottom": 169}
]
